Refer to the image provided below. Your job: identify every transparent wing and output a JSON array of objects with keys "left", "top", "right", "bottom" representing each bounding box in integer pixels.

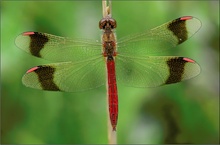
[
  {"left": 116, "top": 54, "right": 200, "bottom": 87},
  {"left": 15, "top": 32, "right": 102, "bottom": 62},
  {"left": 22, "top": 56, "right": 106, "bottom": 92},
  {"left": 117, "top": 16, "right": 201, "bottom": 56}
]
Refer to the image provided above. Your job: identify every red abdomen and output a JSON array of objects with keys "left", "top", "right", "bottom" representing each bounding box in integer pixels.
[{"left": 107, "top": 60, "right": 118, "bottom": 131}]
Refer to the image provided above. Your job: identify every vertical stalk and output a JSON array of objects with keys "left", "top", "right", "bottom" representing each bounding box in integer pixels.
[{"left": 102, "top": 0, "right": 117, "bottom": 144}]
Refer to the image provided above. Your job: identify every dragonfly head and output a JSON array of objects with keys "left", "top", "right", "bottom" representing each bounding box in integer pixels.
[{"left": 99, "top": 17, "right": 117, "bottom": 30}]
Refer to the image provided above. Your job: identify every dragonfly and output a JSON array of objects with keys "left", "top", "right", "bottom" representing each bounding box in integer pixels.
[{"left": 15, "top": 14, "right": 201, "bottom": 131}]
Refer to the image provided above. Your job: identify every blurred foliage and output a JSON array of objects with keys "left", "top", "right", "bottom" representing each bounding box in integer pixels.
[{"left": 1, "top": 1, "right": 219, "bottom": 144}]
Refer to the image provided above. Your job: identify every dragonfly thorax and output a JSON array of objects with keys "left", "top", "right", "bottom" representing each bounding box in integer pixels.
[{"left": 103, "top": 41, "right": 116, "bottom": 58}]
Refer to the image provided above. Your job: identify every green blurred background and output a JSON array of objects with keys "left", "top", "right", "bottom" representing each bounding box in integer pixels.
[{"left": 1, "top": 1, "right": 219, "bottom": 144}]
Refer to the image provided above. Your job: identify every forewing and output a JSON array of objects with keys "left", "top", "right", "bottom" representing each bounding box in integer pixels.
[
  {"left": 117, "top": 16, "right": 201, "bottom": 56},
  {"left": 22, "top": 57, "right": 105, "bottom": 92},
  {"left": 15, "top": 32, "right": 102, "bottom": 62},
  {"left": 116, "top": 55, "right": 200, "bottom": 87}
]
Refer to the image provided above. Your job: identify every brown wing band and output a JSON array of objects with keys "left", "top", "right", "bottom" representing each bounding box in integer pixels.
[
  {"left": 33, "top": 66, "right": 60, "bottom": 91},
  {"left": 165, "top": 57, "right": 187, "bottom": 84},
  {"left": 167, "top": 18, "right": 188, "bottom": 44},
  {"left": 29, "top": 32, "right": 49, "bottom": 57}
]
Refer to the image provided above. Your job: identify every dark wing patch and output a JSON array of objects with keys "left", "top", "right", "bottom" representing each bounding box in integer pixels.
[
  {"left": 28, "top": 32, "right": 49, "bottom": 57},
  {"left": 32, "top": 66, "right": 60, "bottom": 91},
  {"left": 165, "top": 57, "right": 187, "bottom": 84},
  {"left": 167, "top": 17, "right": 189, "bottom": 44}
]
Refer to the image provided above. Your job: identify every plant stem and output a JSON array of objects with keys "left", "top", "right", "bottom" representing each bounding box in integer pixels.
[{"left": 102, "top": 0, "right": 117, "bottom": 144}]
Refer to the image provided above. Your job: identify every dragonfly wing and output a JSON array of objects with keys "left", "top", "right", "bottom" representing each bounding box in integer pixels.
[
  {"left": 15, "top": 32, "right": 102, "bottom": 62},
  {"left": 117, "top": 16, "right": 201, "bottom": 56},
  {"left": 22, "top": 57, "right": 105, "bottom": 92},
  {"left": 116, "top": 55, "right": 200, "bottom": 87}
]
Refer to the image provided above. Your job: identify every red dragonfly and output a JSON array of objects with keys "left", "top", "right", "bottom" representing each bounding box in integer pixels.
[{"left": 15, "top": 15, "right": 201, "bottom": 131}]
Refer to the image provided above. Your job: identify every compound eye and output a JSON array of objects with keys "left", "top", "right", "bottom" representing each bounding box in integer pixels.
[
  {"left": 99, "top": 19, "right": 107, "bottom": 29},
  {"left": 109, "top": 18, "right": 117, "bottom": 29}
]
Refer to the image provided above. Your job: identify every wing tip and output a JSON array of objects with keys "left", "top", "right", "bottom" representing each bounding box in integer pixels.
[
  {"left": 178, "top": 16, "right": 202, "bottom": 30},
  {"left": 182, "top": 15, "right": 202, "bottom": 29},
  {"left": 183, "top": 57, "right": 201, "bottom": 77}
]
